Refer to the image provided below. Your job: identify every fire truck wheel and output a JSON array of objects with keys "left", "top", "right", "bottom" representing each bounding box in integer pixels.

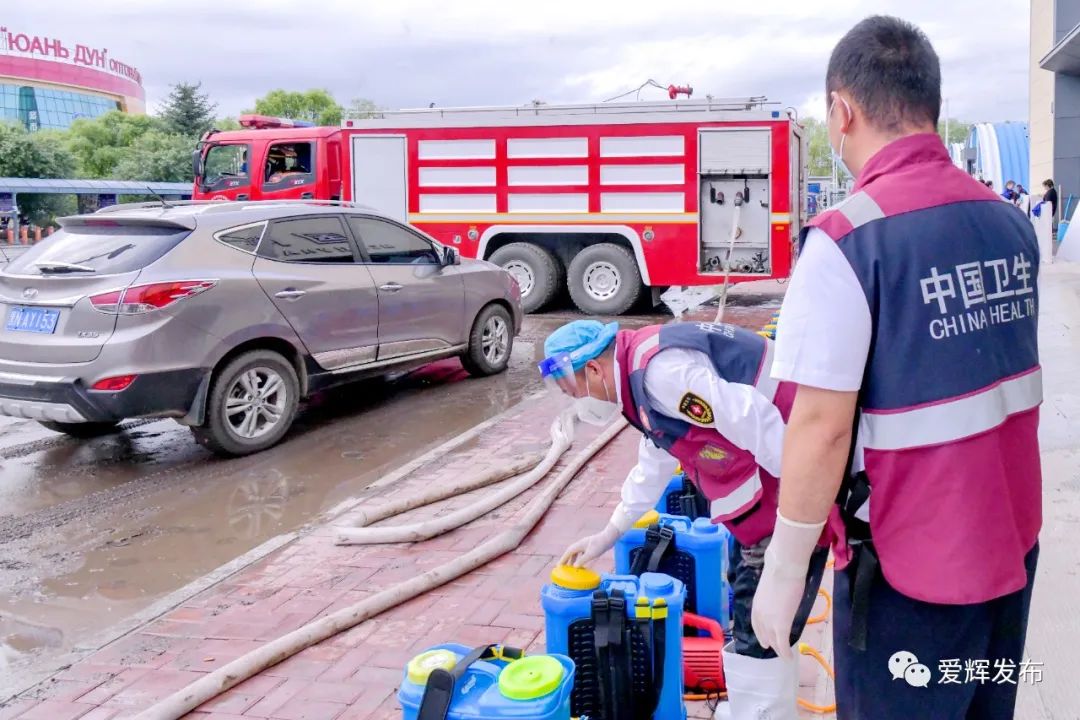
[
  {"left": 489, "top": 243, "right": 561, "bottom": 314},
  {"left": 567, "top": 243, "right": 643, "bottom": 316}
]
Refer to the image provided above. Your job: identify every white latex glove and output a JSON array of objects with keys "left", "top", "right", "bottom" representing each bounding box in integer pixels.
[
  {"left": 559, "top": 522, "right": 623, "bottom": 568},
  {"left": 751, "top": 511, "right": 825, "bottom": 659}
]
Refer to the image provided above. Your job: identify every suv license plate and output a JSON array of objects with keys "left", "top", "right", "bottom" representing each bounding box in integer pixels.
[{"left": 5, "top": 306, "right": 60, "bottom": 334}]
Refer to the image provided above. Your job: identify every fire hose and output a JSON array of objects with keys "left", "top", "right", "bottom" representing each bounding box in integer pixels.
[
  {"left": 334, "top": 415, "right": 572, "bottom": 545},
  {"left": 132, "top": 414, "right": 627, "bottom": 720},
  {"left": 714, "top": 192, "right": 744, "bottom": 324}
]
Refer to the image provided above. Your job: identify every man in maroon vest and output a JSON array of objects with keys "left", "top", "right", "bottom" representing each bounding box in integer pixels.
[
  {"left": 752, "top": 16, "right": 1041, "bottom": 719},
  {"left": 541, "top": 319, "right": 832, "bottom": 719}
]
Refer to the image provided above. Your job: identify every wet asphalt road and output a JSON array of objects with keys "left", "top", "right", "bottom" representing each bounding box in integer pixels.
[{"left": 0, "top": 295, "right": 780, "bottom": 696}]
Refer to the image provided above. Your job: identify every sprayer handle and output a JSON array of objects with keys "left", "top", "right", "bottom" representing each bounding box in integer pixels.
[{"left": 683, "top": 611, "right": 725, "bottom": 641}]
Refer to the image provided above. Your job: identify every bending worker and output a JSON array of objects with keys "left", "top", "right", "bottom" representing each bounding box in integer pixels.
[
  {"left": 753, "top": 16, "right": 1041, "bottom": 719},
  {"left": 539, "top": 318, "right": 835, "bottom": 719}
]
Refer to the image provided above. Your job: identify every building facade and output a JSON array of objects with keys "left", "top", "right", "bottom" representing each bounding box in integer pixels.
[
  {"left": 1031, "top": 0, "right": 1080, "bottom": 211},
  {"left": 0, "top": 26, "right": 144, "bottom": 131}
]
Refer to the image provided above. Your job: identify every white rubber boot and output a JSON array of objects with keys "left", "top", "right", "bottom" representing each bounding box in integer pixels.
[{"left": 713, "top": 648, "right": 799, "bottom": 720}]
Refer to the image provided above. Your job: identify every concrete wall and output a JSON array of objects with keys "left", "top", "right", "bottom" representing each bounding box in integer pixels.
[{"left": 1031, "top": 0, "right": 1056, "bottom": 194}]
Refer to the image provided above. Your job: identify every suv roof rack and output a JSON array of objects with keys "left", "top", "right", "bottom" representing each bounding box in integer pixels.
[{"left": 92, "top": 199, "right": 372, "bottom": 215}]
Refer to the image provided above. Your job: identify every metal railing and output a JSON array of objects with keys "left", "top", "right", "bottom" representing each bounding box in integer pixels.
[{"left": 342, "top": 97, "right": 777, "bottom": 122}]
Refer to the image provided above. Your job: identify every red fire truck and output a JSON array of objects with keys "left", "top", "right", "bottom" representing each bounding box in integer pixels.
[{"left": 193, "top": 98, "right": 806, "bottom": 315}]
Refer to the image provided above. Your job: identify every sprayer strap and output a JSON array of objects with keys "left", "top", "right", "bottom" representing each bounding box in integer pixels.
[
  {"left": 630, "top": 525, "right": 675, "bottom": 576},
  {"left": 651, "top": 602, "right": 667, "bottom": 717},
  {"left": 679, "top": 475, "right": 709, "bottom": 519},
  {"left": 416, "top": 644, "right": 523, "bottom": 720},
  {"left": 633, "top": 602, "right": 654, "bottom": 720},
  {"left": 592, "top": 591, "right": 614, "bottom": 719},
  {"left": 848, "top": 541, "right": 879, "bottom": 654},
  {"left": 609, "top": 590, "right": 631, "bottom": 720}
]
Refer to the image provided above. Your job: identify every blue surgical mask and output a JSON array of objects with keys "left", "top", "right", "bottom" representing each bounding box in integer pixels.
[{"left": 828, "top": 97, "right": 853, "bottom": 180}]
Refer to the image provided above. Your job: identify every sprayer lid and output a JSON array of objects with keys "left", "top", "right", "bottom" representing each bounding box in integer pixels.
[
  {"left": 633, "top": 510, "right": 661, "bottom": 529},
  {"left": 550, "top": 564, "right": 601, "bottom": 591},
  {"left": 406, "top": 649, "right": 460, "bottom": 685},
  {"left": 499, "top": 655, "right": 565, "bottom": 700}
]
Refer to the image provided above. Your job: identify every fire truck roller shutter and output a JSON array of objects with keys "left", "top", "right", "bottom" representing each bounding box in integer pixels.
[{"left": 487, "top": 243, "right": 564, "bottom": 314}]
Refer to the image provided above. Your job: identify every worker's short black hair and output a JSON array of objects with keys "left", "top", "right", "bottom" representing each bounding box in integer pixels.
[
  {"left": 826, "top": 15, "right": 941, "bottom": 133},
  {"left": 1044, "top": 179, "right": 1055, "bottom": 189}
]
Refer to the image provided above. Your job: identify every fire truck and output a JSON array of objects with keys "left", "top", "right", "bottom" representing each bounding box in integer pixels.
[{"left": 193, "top": 98, "right": 806, "bottom": 316}]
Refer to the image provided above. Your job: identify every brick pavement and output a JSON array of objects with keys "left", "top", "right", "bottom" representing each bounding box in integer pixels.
[{"left": 1, "top": 391, "right": 834, "bottom": 720}]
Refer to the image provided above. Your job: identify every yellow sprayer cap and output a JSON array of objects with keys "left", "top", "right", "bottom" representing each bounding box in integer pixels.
[
  {"left": 550, "top": 564, "right": 602, "bottom": 591},
  {"left": 407, "top": 649, "right": 460, "bottom": 685},
  {"left": 633, "top": 510, "right": 661, "bottom": 529}
]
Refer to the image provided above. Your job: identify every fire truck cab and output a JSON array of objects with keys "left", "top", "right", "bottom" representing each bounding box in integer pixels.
[{"left": 194, "top": 100, "right": 806, "bottom": 316}]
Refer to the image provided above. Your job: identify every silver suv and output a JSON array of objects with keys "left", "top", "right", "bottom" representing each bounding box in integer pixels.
[{"left": 0, "top": 201, "right": 522, "bottom": 456}]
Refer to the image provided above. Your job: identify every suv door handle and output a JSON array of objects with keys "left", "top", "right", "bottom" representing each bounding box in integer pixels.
[
  {"left": 274, "top": 289, "right": 307, "bottom": 299},
  {"left": 379, "top": 283, "right": 403, "bottom": 293}
]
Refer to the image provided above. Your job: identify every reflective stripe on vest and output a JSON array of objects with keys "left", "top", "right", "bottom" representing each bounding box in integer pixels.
[
  {"left": 631, "top": 332, "right": 661, "bottom": 372},
  {"left": 860, "top": 367, "right": 1042, "bottom": 451},
  {"left": 709, "top": 469, "right": 763, "bottom": 521},
  {"left": 753, "top": 338, "right": 778, "bottom": 402}
]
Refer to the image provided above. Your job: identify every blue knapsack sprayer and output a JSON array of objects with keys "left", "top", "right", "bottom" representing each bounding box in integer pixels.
[
  {"left": 542, "top": 566, "right": 686, "bottom": 720},
  {"left": 399, "top": 643, "right": 576, "bottom": 720},
  {"left": 615, "top": 510, "right": 731, "bottom": 630},
  {"left": 616, "top": 503, "right": 731, "bottom": 699}
]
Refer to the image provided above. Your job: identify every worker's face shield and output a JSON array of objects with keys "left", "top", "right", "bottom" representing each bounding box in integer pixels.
[{"left": 538, "top": 353, "right": 582, "bottom": 410}]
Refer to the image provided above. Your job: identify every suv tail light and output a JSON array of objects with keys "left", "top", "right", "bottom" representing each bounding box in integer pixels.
[
  {"left": 90, "top": 280, "right": 217, "bottom": 314},
  {"left": 91, "top": 374, "right": 137, "bottom": 391}
]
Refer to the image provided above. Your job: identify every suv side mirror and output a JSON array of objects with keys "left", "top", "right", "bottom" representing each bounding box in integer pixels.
[{"left": 442, "top": 246, "right": 460, "bottom": 266}]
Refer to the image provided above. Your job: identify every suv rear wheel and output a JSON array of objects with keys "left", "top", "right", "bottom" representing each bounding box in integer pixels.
[
  {"left": 192, "top": 350, "right": 300, "bottom": 457},
  {"left": 38, "top": 420, "right": 120, "bottom": 438},
  {"left": 461, "top": 304, "right": 514, "bottom": 377}
]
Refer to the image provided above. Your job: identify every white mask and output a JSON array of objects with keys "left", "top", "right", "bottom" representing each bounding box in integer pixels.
[
  {"left": 828, "top": 96, "right": 853, "bottom": 180},
  {"left": 575, "top": 373, "right": 619, "bottom": 426}
]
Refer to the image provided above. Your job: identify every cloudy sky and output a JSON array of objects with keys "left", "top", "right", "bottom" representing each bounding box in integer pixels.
[{"left": 8, "top": 0, "right": 1030, "bottom": 123}]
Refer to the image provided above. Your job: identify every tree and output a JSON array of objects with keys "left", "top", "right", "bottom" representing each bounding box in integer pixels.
[
  {"left": 938, "top": 119, "right": 972, "bottom": 147},
  {"left": 801, "top": 117, "right": 833, "bottom": 177},
  {"left": 0, "top": 123, "right": 77, "bottom": 223},
  {"left": 159, "top": 81, "right": 217, "bottom": 137},
  {"left": 211, "top": 117, "right": 242, "bottom": 131},
  {"left": 65, "top": 111, "right": 165, "bottom": 178},
  {"left": 346, "top": 97, "right": 379, "bottom": 119},
  {"left": 112, "top": 131, "right": 195, "bottom": 183},
  {"left": 248, "top": 89, "right": 343, "bottom": 126}
]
